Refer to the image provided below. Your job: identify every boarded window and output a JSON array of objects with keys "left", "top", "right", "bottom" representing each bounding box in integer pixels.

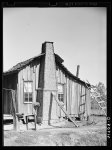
[{"left": 24, "top": 81, "right": 33, "bottom": 102}]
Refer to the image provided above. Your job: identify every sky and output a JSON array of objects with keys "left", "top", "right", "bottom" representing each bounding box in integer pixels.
[{"left": 3, "top": 7, "right": 106, "bottom": 87}]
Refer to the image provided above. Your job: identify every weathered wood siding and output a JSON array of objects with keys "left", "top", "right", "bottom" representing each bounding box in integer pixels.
[
  {"left": 56, "top": 64, "right": 90, "bottom": 118},
  {"left": 18, "top": 58, "right": 40, "bottom": 114}
]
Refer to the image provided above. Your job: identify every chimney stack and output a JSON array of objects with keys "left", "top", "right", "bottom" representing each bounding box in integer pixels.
[
  {"left": 41, "top": 41, "right": 54, "bottom": 54},
  {"left": 39, "top": 41, "right": 58, "bottom": 124}
]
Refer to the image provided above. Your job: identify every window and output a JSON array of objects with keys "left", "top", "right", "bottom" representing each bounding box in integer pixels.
[
  {"left": 58, "top": 94, "right": 64, "bottom": 102},
  {"left": 58, "top": 84, "right": 64, "bottom": 103},
  {"left": 24, "top": 81, "right": 33, "bottom": 103}
]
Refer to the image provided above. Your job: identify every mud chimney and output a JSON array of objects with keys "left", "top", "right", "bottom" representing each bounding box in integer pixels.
[
  {"left": 41, "top": 41, "right": 58, "bottom": 124},
  {"left": 41, "top": 41, "right": 54, "bottom": 54},
  {"left": 41, "top": 41, "right": 56, "bottom": 90}
]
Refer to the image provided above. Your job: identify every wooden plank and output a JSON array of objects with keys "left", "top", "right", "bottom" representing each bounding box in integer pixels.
[
  {"left": 65, "top": 76, "right": 67, "bottom": 111},
  {"left": 33, "top": 70, "right": 36, "bottom": 104},
  {"left": 76, "top": 83, "right": 79, "bottom": 114},
  {"left": 73, "top": 82, "right": 78, "bottom": 116},
  {"left": 81, "top": 85, "right": 84, "bottom": 113},
  {"left": 11, "top": 90, "right": 20, "bottom": 131},
  {"left": 86, "top": 88, "right": 91, "bottom": 116},
  {"left": 66, "top": 77, "right": 69, "bottom": 114},
  {"left": 61, "top": 71, "right": 63, "bottom": 84},
  {"left": 16, "top": 84, "right": 19, "bottom": 113},
  {"left": 68, "top": 78, "right": 71, "bottom": 114},
  {"left": 75, "top": 82, "right": 78, "bottom": 116},
  {"left": 18, "top": 72, "right": 20, "bottom": 114},
  {"left": 35, "top": 66, "right": 37, "bottom": 90},
  {"left": 30, "top": 65, "right": 33, "bottom": 81},
  {"left": 98, "top": 101, "right": 105, "bottom": 104},
  {"left": 84, "top": 87, "right": 87, "bottom": 116},
  {"left": 79, "top": 85, "right": 85, "bottom": 116},
  {"left": 63, "top": 73, "right": 66, "bottom": 84},
  {"left": 73, "top": 81, "right": 78, "bottom": 116},
  {"left": 82, "top": 86, "right": 85, "bottom": 113},
  {"left": 25, "top": 114, "right": 36, "bottom": 130},
  {"left": 62, "top": 71, "right": 64, "bottom": 84},
  {"left": 33, "top": 65, "right": 36, "bottom": 73},
  {"left": 28, "top": 65, "right": 31, "bottom": 80},
  {"left": 70, "top": 79, "right": 72, "bottom": 115},
  {"left": 52, "top": 93, "right": 79, "bottom": 127},
  {"left": 102, "top": 107, "right": 106, "bottom": 109},
  {"left": 79, "top": 111, "right": 85, "bottom": 115},
  {"left": 22, "top": 67, "right": 25, "bottom": 80},
  {"left": 69, "top": 79, "right": 71, "bottom": 114},
  {"left": 3, "top": 114, "right": 13, "bottom": 120},
  {"left": 60, "top": 70, "right": 62, "bottom": 83},
  {"left": 79, "top": 103, "right": 85, "bottom": 106},
  {"left": 81, "top": 94, "right": 86, "bottom": 97},
  {"left": 18, "top": 71, "right": 22, "bottom": 114},
  {"left": 23, "top": 66, "right": 27, "bottom": 81},
  {"left": 79, "top": 85, "right": 82, "bottom": 113},
  {"left": 57, "top": 67, "right": 59, "bottom": 83},
  {"left": 36, "top": 64, "right": 40, "bottom": 89},
  {"left": 59, "top": 68, "right": 61, "bottom": 83},
  {"left": 21, "top": 70, "right": 25, "bottom": 113},
  {"left": 3, "top": 90, "right": 6, "bottom": 114},
  {"left": 64, "top": 83, "right": 66, "bottom": 109},
  {"left": 56, "top": 69, "right": 58, "bottom": 83},
  {"left": 56, "top": 67, "right": 58, "bottom": 82},
  {"left": 71, "top": 81, "right": 74, "bottom": 115}
]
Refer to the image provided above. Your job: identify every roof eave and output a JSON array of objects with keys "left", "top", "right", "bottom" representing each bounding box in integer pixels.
[
  {"left": 3, "top": 70, "right": 19, "bottom": 76},
  {"left": 3, "top": 53, "right": 45, "bottom": 75},
  {"left": 56, "top": 61, "right": 90, "bottom": 87}
]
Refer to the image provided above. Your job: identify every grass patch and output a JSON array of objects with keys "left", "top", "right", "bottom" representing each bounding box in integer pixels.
[
  {"left": 52, "top": 128, "right": 107, "bottom": 146},
  {"left": 74, "top": 130, "right": 106, "bottom": 146},
  {"left": 77, "top": 133, "right": 106, "bottom": 146}
]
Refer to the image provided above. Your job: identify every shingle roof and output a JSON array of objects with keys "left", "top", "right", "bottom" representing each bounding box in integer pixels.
[
  {"left": 3, "top": 53, "right": 64, "bottom": 75},
  {"left": 56, "top": 61, "right": 89, "bottom": 86},
  {"left": 3, "top": 53, "right": 45, "bottom": 75},
  {"left": 3, "top": 52, "right": 90, "bottom": 86}
]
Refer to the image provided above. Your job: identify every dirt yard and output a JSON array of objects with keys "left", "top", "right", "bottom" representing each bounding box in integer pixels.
[{"left": 3, "top": 115, "right": 107, "bottom": 146}]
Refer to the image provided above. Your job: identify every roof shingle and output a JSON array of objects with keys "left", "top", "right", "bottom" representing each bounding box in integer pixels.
[{"left": 3, "top": 52, "right": 90, "bottom": 86}]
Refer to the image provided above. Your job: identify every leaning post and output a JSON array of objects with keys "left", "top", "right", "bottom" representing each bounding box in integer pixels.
[
  {"left": 32, "top": 102, "right": 40, "bottom": 130},
  {"left": 11, "top": 90, "right": 20, "bottom": 131}
]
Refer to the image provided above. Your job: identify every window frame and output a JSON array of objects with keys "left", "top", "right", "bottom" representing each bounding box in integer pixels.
[
  {"left": 23, "top": 81, "right": 33, "bottom": 104},
  {"left": 58, "top": 83, "right": 64, "bottom": 103}
]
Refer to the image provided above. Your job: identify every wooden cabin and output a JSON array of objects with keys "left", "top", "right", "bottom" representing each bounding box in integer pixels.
[{"left": 3, "top": 41, "right": 91, "bottom": 124}]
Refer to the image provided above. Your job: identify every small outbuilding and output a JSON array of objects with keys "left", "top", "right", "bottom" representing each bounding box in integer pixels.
[{"left": 3, "top": 41, "right": 91, "bottom": 124}]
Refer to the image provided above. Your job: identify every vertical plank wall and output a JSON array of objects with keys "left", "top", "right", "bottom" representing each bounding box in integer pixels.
[
  {"left": 56, "top": 64, "right": 89, "bottom": 118},
  {"left": 18, "top": 60, "right": 40, "bottom": 114}
]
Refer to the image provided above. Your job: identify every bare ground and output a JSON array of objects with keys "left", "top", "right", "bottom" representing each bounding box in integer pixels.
[{"left": 3, "top": 115, "right": 107, "bottom": 146}]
